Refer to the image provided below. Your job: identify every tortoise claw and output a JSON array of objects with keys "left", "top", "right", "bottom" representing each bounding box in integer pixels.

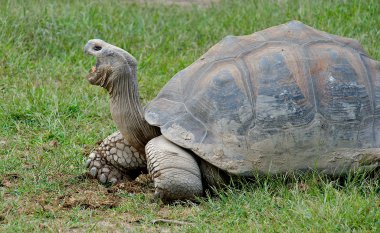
[
  {"left": 110, "top": 177, "right": 118, "bottom": 184},
  {"left": 85, "top": 159, "right": 92, "bottom": 168},
  {"left": 99, "top": 173, "right": 107, "bottom": 183},
  {"left": 90, "top": 167, "right": 98, "bottom": 177}
]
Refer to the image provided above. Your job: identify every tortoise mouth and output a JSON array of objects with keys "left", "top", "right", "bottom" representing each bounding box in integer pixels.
[{"left": 87, "top": 60, "right": 100, "bottom": 85}]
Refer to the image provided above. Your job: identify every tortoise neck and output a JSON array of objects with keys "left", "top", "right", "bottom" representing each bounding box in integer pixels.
[{"left": 109, "top": 66, "right": 160, "bottom": 152}]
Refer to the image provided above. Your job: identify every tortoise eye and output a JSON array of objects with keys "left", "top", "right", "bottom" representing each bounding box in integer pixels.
[{"left": 93, "top": 45, "right": 102, "bottom": 51}]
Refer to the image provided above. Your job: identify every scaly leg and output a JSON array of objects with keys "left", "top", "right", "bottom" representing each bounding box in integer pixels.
[
  {"left": 86, "top": 131, "right": 147, "bottom": 184},
  {"left": 145, "top": 136, "right": 203, "bottom": 202}
]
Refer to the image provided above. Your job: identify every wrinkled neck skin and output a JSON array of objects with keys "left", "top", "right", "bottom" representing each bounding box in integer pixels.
[{"left": 107, "top": 65, "right": 160, "bottom": 153}]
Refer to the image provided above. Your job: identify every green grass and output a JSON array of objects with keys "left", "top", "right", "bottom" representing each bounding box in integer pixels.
[{"left": 1, "top": 0, "right": 380, "bottom": 232}]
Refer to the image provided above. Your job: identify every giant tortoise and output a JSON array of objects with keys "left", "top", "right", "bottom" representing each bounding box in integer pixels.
[{"left": 84, "top": 21, "right": 380, "bottom": 201}]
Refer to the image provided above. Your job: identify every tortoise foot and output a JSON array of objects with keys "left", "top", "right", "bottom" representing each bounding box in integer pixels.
[
  {"left": 86, "top": 150, "right": 126, "bottom": 184},
  {"left": 86, "top": 131, "right": 147, "bottom": 185}
]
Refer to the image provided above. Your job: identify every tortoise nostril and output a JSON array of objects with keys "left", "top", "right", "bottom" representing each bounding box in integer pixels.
[{"left": 94, "top": 45, "right": 102, "bottom": 51}]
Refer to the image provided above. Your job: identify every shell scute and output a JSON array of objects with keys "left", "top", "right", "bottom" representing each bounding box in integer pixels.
[{"left": 145, "top": 21, "right": 380, "bottom": 175}]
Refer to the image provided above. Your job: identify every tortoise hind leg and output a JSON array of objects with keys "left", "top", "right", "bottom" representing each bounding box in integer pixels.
[
  {"left": 200, "top": 160, "right": 231, "bottom": 189},
  {"left": 145, "top": 136, "right": 203, "bottom": 202},
  {"left": 86, "top": 131, "right": 147, "bottom": 184}
]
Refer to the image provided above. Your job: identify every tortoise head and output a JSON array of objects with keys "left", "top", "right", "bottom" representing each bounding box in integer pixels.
[{"left": 84, "top": 39, "right": 137, "bottom": 91}]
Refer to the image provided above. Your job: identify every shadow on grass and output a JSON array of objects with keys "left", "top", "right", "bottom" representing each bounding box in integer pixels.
[{"left": 203, "top": 167, "right": 380, "bottom": 202}]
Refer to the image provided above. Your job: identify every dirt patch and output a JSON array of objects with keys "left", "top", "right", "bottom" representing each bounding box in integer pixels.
[
  {"left": 135, "top": 0, "right": 220, "bottom": 8},
  {"left": 109, "top": 173, "right": 154, "bottom": 194},
  {"left": 57, "top": 174, "right": 154, "bottom": 210},
  {"left": 0, "top": 173, "right": 155, "bottom": 227},
  {"left": 1, "top": 173, "right": 21, "bottom": 188},
  {"left": 58, "top": 190, "right": 120, "bottom": 210}
]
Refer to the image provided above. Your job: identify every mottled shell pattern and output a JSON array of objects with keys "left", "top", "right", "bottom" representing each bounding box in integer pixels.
[{"left": 145, "top": 21, "right": 380, "bottom": 176}]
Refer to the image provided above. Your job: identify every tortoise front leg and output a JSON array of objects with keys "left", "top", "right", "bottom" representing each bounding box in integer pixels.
[
  {"left": 86, "top": 131, "right": 147, "bottom": 184},
  {"left": 145, "top": 136, "right": 203, "bottom": 202}
]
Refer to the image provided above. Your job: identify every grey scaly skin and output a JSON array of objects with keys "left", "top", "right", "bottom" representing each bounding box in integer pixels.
[
  {"left": 145, "top": 136, "right": 203, "bottom": 201},
  {"left": 84, "top": 39, "right": 205, "bottom": 201},
  {"left": 86, "top": 131, "right": 147, "bottom": 184},
  {"left": 84, "top": 39, "right": 161, "bottom": 185}
]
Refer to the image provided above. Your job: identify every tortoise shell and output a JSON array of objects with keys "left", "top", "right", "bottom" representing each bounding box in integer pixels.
[{"left": 145, "top": 21, "right": 380, "bottom": 176}]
